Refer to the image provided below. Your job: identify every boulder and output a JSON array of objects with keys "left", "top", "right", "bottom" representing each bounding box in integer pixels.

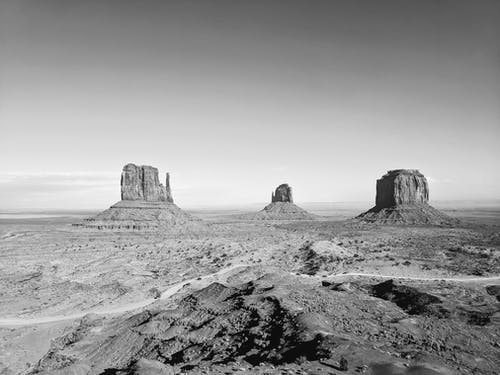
[{"left": 121, "top": 163, "right": 173, "bottom": 203}]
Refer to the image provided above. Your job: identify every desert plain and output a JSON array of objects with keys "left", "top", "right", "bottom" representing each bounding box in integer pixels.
[{"left": 0, "top": 203, "right": 499, "bottom": 375}]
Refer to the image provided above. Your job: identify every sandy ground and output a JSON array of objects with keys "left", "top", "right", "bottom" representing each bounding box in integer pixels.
[{"left": 0, "top": 206, "right": 499, "bottom": 374}]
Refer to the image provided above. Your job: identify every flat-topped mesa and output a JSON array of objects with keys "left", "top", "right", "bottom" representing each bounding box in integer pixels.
[
  {"left": 121, "top": 163, "right": 173, "bottom": 203},
  {"left": 271, "top": 184, "right": 293, "bottom": 203},
  {"left": 375, "top": 169, "right": 428, "bottom": 209},
  {"left": 358, "top": 169, "right": 458, "bottom": 225}
]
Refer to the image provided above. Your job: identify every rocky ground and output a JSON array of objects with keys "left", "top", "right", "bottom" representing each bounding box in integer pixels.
[{"left": 0, "top": 207, "right": 499, "bottom": 375}]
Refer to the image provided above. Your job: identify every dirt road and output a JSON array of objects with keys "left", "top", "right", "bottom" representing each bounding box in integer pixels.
[{"left": 1, "top": 265, "right": 498, "bottom": 327}]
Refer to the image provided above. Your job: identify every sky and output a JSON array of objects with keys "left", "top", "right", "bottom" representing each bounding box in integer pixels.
[{"left": 1, "top": 0, "right": 499, "bottom": 210}]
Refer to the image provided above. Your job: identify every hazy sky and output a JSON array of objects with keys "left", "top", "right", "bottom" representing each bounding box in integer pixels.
[{"left": 1, "top": 0, "right": 499, "bottom": 209}]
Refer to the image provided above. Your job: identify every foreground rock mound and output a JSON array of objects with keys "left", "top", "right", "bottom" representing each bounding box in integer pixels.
[
  {"left": 76, "top": 163, "right": 198, "bottom": 230},
  {"left": 358, "top": 170, "right": 457, "bottom": 225},
  {"left": 83, "top": 200, "right": 197, "bottom": 230},
  {"left": 30, "top": 273, "right": 495, "bottom": 374},
  {"left": 238, "top": 184, "right": 317, "bottom": 220},
  {"left": 299, "top": 240, "right": 355, "bottom": 275},
  {"left": 32, "top": 281, "right": 341, "bottom": 374}
]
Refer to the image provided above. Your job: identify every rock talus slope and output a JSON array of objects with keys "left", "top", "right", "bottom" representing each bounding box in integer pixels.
[{"left": 358, "top": 169, "right": 458, "bottom": 225}]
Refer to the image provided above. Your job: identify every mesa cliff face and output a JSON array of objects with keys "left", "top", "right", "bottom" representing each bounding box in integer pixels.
[
  {"left": 271, "top": 184, "right": 293, "bottom": 203},
  {"left": 375, "top": 169, "right": 428, "bottom": 208},
  {"left": 121, "top": 163, "right": 173, "bottom": 203},
  {"left": 358, "top": 170, "right": 457, "bottom": 226},
  {"left": 76, "top": 163, "right": 199, "bottom": 230}
]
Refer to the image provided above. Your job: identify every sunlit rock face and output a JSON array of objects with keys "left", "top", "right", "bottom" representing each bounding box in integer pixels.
[
  {"left": 121, "top": 163, "right": 173, "bottom": 203},
  {"left": 271, "top": 184, "right": 293, "bottom": 203},
  {"left": 375, "top": 169, "right": 429, "bottom": 208},
  {"left": 358, "top": 169, "right": 458, "bottom": 226},
  {"left": 74, "top": 163, "right": 203, "bottom": 230}
]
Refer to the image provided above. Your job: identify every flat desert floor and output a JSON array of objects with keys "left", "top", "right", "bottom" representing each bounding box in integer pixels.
[{"left": 0, "top": 205, "right": 499, "bottom": 375}]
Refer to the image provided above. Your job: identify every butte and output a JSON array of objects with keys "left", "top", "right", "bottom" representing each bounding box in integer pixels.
[
  {"left": 357, "top": 169, "right": 458, "bottom": 225},
  {"left": 77, "top": 163, "right": 199, "bottom": 230},
  {"left": 241, "top": 183, "right": 317, "bottom": 220}
]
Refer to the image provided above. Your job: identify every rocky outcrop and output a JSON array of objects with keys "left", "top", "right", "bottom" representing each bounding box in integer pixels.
[
  {"left": 237, "top": 184, "right": 316, "bottom": 221},
  {"left": 375, "top": 169, "right": 428, "bottom": 208},
  {"left": 121, "top": 163, "right": 173, "bottom": 202},
  {"left": 272, "top": 184, "right": 293, "bottom": 203},
  {"left": 358, "top": 170, "right": 458, "bottom": 225},
  {"left": 30, "top": 280, "right": 344, "bottom": 374},
  {"left": 75, "top": 163, "right": 200, "bottom": 230}
]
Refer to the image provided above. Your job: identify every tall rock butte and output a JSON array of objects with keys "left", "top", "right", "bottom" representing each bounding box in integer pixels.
[
  {"left": 76, "top": 163, "right": 199, "bottom": 230},
  {"left": 271, "top": 184, "right": 293, "bottom": 203},
  {"left": 375, "top": 169, "right": 428, "bottom": 208},
  {"left": 239, "top": 183, "right": 316, "bottom": 220},
  {"left": 358, "top": 169, "right": 457, "bottom": 225},
  {"left": 121, "top": 163, "right": 173, "bottom": 202}
]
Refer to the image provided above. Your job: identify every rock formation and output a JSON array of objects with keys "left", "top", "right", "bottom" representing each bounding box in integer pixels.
[
  {"left": 121, "top": 163, "right": 173, "bottom": 202},
  {"left": 357, "top": 169, "right": 458, "bottom": 225},
  {"left": 239, "top": 183, "right": 316, "bottom": 220},
  {"left": 375, "top": 169, "right": 428, "bottom": 208},
  {"left": 76, "top": 163, "right": 200, "bottom": 230},
  {"left": 271, "top": 184, "right": 293, "bottom": 203},
  {"left": 29, "top": 280, "right": 345, "bottom": 374}
]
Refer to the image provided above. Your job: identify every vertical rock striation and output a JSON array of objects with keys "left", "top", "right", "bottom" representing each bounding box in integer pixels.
[
  {"left": 121, "top": 163, "right": 173, "bottom": 203},
  {"left": 358, "top": 169, "right": 457, "bottom": 225},
  {"left": 272, "top": 184, "right": 293, "bottom": 203},
  {"left": 375, "top": 169, "right": 429, "bottom": 209}
]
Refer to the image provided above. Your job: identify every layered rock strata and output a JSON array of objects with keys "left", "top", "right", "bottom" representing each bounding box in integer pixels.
[
  {"left": 375, "top": 169, "right": 428, "bottom": 208},
  {"left": 121, "top": 163, "right": 173, "bottom": 202},
  {"left": 358, "top": 169, "right": 457, "bottom": 225}
]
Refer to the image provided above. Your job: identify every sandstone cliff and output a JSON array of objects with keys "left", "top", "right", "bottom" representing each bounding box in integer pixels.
[
  {"left": 375, "top": 169, "right": 428, "bottom": 208},
  {"left": 121, "top": 163, "right": 173, "bottom": 203},
  {"left": 271, "top": 184, "right": 293, "bottom": 203},
  {"left": 76, "top": 163, "right": 199, "bottom": 230},
  {"left": 358, "top": 169, "right": 457, "bottom": 225}
]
